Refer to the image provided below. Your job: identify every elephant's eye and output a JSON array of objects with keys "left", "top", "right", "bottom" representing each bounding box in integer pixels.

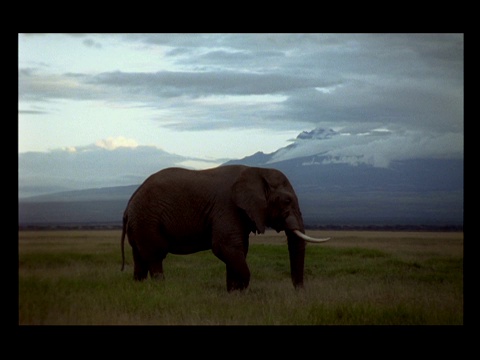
[{"left": 275, "top": 193, "right": 293, "bottom": 206}]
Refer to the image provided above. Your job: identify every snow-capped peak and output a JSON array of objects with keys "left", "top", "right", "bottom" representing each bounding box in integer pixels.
[
  {"left": 295, "top": 128, "right": 339, "bottom": 140},
  {"left": 268, "top": 128, "right": 339, "bottom": 164}
]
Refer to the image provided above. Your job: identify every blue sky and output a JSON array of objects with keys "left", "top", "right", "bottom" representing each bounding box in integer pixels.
[
  {"left": 19, "top": 34, "right": 309, "bottom": 163},
  {"left": 18, "top": 33, "right": 464, "bottom": 196}
]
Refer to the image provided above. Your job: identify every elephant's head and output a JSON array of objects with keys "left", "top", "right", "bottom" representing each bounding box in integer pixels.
[{"left": 232, "top": 166, "right": 329, "bottom": 289}]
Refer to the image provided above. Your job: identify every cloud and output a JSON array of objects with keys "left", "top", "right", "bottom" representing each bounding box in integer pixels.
[
  {"left": 64, "top": 146, "right": 77, "bottom": 153},
  {"left": 95, "top": 136, "right": 138, "bottom": 150},
  {"left": 270, "top": 128, "right": 464, "bottom": 168},
  {"left": 281, "top": 75, "right": 463, "bottom": 134},
  {"left": 18, "top": 109, "right": 47, "bottom": 115},
  {"left": 176, "top": 159, "right": 222, "bottom": 169},
  {"left": 82, "top": 38, "right": 102, "bottom": 49},
  {"left": 19, "top": 34, "right": 463, "bottom": 135},
  {"left": 19, "top": 34, "right": 463, "bottom": 161},
  {"left": 87, "top": 70, "right": 337, "bottom": 98},
  {"left": 18, "top": 69, "right": 98, "bottom": 102},
  {"left": 18, "top": 67, "right": 336, "bottom": 131},
  {"left": 19, "top": 68, "right": 336, "bottom": 108},
  {"left": 325, "top": 131, "right": 464, "bottom": 168}
]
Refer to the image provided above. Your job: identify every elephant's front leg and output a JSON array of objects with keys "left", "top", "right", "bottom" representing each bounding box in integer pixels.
[
  {"left": 213, "top": 244, "right": 250, "bottom": 292},
  {"left": 226, "top": 260, "right": 250, "bottom": 292}
]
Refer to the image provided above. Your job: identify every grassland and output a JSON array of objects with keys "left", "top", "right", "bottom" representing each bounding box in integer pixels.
[{"left": 18, "top": 230, "right": 463, "bottom": 325}]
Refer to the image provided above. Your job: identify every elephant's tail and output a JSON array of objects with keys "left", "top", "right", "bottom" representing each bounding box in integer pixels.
[{"left": 121, "top": 210, "right": 128, "bottom": 271}]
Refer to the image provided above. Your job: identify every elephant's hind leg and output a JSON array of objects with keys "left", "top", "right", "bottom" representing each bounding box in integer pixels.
[
  {"left": 131, "top": 244, "right": 149, "bottom": 281},
  {"left": 145, "top": 242, "right": 167, "bottom": 281},
  {"left": 133, "top": 228, "right": 168, "bottom": 281},
  {"left": 149, "top": 258, "right": 166, "bottom": 281}
]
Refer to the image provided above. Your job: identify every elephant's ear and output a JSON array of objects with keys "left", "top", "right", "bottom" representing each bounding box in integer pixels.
[{"left": 232, "top": 167, "right": 267, "bottom": 234}]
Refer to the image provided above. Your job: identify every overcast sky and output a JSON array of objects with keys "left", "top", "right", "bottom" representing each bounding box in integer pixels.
[{"left": 19, "top": 33, "right": 463, "bottom": 169}]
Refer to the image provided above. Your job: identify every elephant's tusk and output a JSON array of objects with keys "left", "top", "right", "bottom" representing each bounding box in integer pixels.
[{"left": 293, "top": 230, "right": 330, "bottom": 243}]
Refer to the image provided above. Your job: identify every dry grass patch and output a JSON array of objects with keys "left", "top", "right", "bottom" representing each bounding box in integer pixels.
[{"left": 19, "top": 229, "right": 463, "bottom": 325}]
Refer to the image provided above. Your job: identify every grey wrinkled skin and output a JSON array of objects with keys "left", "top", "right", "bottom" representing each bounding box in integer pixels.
[{"left": 121, "top": 165, "right": 309, "bottom": 292}]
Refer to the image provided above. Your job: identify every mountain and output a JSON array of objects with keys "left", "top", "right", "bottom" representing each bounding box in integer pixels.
[
  {"left": 18, "top": 128, "right": 464, "bottom": 228},
  {"left": 18, "top": 145, "right": 220, "bottom": 199},
  {"left": 22, "top": 185, "right": 139, "bottom": 203}
]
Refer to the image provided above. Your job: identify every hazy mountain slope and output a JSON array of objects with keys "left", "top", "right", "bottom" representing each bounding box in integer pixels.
[
  {"left": 18, "top": 145, "right": 218, "bottom": 198},
  {"left": 19, "top": 200, "right": 127, "bottom": 226},
  {"left": 18, "top": 128, "right": 464, "bottom": 227},
  {"left": 22, "top": 185, "right": 139, "bottom": 203},
  {"left": 226, "top": 154, "right": 463, "bottom": 226}
]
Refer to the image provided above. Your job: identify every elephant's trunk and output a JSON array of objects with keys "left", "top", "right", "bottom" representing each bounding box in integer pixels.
[
  {"left": 286, "top": 230, "right": 306, "bottom": 289},
  {"left": 286, "top": 228, "right": 330, "bottom": 289}
]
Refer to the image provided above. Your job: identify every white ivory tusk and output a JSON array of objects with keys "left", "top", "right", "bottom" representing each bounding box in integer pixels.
[{"left": 293, "top": 230, "right": 331, "bottom": 243}]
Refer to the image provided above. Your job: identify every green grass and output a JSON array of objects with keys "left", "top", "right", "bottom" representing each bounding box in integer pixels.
[{"left": 18, "top": 230, "right": 463, "bottom": 325}]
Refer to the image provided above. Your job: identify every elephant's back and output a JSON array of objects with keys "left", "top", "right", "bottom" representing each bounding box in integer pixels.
[
  {"left": 143, "top": 166, "right": 246, "bottom": 190},
  {"left": 128, "top": 167, "right": 237, "bottom": 209},
  {"left": 128, "top": 165, "right": 250, "bottom": 207}
]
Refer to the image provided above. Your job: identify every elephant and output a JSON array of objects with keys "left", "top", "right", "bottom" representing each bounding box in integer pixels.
[{"left": 120, "top": 165, "right": 329, "bottom": 292}]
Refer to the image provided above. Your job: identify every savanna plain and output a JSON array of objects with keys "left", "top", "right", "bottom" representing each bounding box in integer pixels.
[{"left": 18, "top": 230, "right": 463, "bottom": 325}]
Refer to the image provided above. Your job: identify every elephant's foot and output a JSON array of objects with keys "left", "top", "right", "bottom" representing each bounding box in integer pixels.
[
  {"left": 227, "top": 286, "right": 248, "bottom": 293},
  {"left": 149, "top": 261, "right": 165, "bottom": 281},
  {"left": 150, "top": 272, "right": 165, "bottom": 281},
  {"left": 224, "top": 255, "right": 250, "bottom": 292},
  {"left": 134, "top": 268, "right": 148, "bottom": 281},
  {"left": 227, "top": 279, "right": 249, "bottom": 292}
]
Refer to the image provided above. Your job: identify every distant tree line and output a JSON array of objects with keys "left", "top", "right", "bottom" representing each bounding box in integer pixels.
[
  {"left": 308, "top": 224, "right": 463, "bottom": 232},
  {"left": 19, "top": 222, "right": 463, "bottom": 232}
]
